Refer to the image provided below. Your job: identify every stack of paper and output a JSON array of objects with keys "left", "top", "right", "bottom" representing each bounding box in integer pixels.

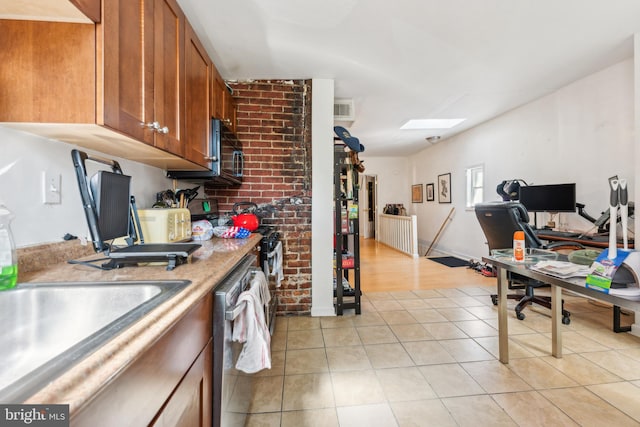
[{"left": 531, "top": 261, "right": 592, "bottom": 278}]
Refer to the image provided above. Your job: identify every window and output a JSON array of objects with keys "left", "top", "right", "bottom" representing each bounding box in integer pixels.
[{"left": 466, "top": 165, "right": 484, "bottom": 208}]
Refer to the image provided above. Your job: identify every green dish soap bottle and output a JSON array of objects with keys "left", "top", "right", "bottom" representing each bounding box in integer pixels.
[{"left": 0, "top": 202, "right": 17, "bottom": 290}]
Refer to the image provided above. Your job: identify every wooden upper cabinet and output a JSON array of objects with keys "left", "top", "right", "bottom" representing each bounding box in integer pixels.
[
  {"left": 184, "top": 21, "right": 211, "bottom": 168},
  {"left": 210, "top": 64, "right": 237, "bottom": 133},
  {"left": 101, "top": 0, "right": 152, "bottom": 144},
  {"left": 152, "top": 0, "right": 184, "bottom": 156},
  {"left": 210, "top": 66, "right": 225, "bottom": 120},
  {"left": 0, "top": 20, "right": 96, "bottom": 123},
  {"left": 101, "top": 0, "right": 184, "bottom": 156},
  {"left": 0, "top": 0, "right": 220, "bottom": 171}
]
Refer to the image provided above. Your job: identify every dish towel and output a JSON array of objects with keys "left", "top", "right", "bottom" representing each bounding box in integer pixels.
[
  {"left": 265, "top": 241, "right": 284, "bottom": 287},
  {"left": 232, "top": 271, "right": 271, "bottom": 373}
]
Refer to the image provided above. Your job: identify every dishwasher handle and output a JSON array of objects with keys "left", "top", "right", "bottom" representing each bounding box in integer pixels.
[
  {"left": 226, "top": 301, "right": 247, "bottom": 321},
  {"left": 225, "top": 268, "right": 263, "bottom": 321}
]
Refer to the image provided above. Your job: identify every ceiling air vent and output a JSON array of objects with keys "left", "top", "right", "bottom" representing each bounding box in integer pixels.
[{"left": 334, "top": 99, "right": 355, "bottom": 121}]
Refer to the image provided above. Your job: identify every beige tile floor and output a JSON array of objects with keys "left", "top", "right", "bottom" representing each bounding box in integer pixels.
[{"left": 238, "top": 287, "right": 640, "bottom": 427}]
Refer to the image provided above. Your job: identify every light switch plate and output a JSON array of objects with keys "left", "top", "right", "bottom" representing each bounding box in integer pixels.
[{"left": 43, "top": 171, "right": 61, "bottom": 204}]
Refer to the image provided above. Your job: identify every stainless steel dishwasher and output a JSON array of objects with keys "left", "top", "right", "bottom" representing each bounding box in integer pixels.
[{"left": 212, "top": 253, "right": 270, "bottom": 427}]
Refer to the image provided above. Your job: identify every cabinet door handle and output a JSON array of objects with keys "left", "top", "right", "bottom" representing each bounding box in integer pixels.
[
  {"left": 158, "top": 126, "right": 169, "bottom": 134},
  {"left": 143, "top": 121, "right": 160, "bottom": 130},
  {"left": 204, "top": 156, "right": 218, "bottom": 161}
]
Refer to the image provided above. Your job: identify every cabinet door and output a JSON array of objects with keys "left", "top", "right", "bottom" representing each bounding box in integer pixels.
[
  {"left": 151, "top": 339, "right": 213, "bottom": 427},
  {"left": 210, "top": 65, "right": 236, "bottom": 132},
  {"left": 101, "top": 0, "right": 155, "bottom": 145},
  {"left": 153, "top": 0, "right": 185, "bottom": 156},
  {"left": 211, "top": 66, "right": 225, "bottom": 120},
  {"left": 71, "top": 296, "right": 212, "bottom": 427},
  {"left": 183, "top": 21, "right": 211, "bottom": 168},
  {"left": 0, "top": 20, "right": 95, "bottom": 123}
]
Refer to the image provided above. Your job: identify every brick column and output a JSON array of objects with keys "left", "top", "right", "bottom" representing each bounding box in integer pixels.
[{"left": 204, "top": 79, "right": 313, "bottom": 315}]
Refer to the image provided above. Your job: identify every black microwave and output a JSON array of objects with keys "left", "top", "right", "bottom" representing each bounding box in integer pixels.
[{"left": 167, "top": 119, "right": 243, "bottom": 185}]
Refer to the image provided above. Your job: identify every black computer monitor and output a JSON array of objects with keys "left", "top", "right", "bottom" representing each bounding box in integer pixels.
[{"left": 518, "top": 183, "right": 576, "bottom": 212}]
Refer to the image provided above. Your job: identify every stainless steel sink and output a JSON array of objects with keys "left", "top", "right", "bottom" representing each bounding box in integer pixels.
[{"left": 0, "top": 280, "right": 190, "bottom": 403}]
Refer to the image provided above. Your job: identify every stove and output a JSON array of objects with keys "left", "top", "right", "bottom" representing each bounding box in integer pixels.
[
  {"left": 254, "top": 225, "right": 281, "bottom": 334},
  {"left": 255, "top": 225, "right": 280, "bottom": 252}
]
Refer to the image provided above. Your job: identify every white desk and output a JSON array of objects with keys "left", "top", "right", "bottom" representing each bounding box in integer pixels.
[{"left": 483, "top": 254, "right": 640, "bottom": 364}]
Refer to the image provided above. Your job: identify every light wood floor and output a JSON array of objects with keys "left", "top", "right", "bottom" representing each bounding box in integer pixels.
[{"left": 359, "top": 238, "right": 496, "bottom": 293}]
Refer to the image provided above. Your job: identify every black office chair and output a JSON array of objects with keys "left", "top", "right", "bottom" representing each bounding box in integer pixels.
[{"left": 475, "top": 201, "right": 581, "bottom": 324}]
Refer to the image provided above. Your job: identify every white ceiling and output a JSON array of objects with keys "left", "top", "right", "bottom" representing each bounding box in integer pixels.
[{"left": 177, "top": 0, "right": 640, "bottom": 157}]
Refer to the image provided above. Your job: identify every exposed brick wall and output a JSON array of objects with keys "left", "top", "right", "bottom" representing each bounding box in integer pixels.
[{"left": 203, "top": 79, "right": 313, "bottom": 315}]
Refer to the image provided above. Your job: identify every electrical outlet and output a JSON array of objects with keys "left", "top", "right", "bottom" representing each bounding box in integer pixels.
[{"left": 43, "top": 171, "right": 61, "bottom": 204}]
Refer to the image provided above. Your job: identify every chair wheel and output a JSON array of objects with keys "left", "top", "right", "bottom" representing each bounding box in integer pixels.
[
  {"left": 562, "top": 316, "right": 571, "bottom": 325},
  {"left": 491, "top": 295, "right": 498, "bottom": 305},
  {"left": 516, "top": 312, "right": 525, "bottom": 320}
]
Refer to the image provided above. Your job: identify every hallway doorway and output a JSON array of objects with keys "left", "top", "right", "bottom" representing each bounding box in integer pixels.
[{"left": 361, "top": 174, "right": 377, "bottom": 239}]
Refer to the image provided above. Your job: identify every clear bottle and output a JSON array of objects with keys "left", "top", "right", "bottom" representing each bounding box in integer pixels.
[
  {"left": 0, "top": 203, "right": 17, "bottom": 290},
  {"left": 513, "top": 230, "right": 525, "bottom": 263}
]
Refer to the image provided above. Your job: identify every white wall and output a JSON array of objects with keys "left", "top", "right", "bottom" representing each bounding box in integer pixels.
[
  {"left": 363, "top": 58, "right": 635, "bottom": 260},
  {"left": 0, "top": 127, "right": 172, "bottom": 247},
  {"left": 311, "top": 78, "right": 336, "bottom": 316},
  {"left": 358, "top": 157, "right": 411, "bottom": 213}
]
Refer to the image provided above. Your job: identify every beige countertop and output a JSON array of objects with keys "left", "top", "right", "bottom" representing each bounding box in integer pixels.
[{"left": 17, "top": 234, "right": 262, "bottom": 413}]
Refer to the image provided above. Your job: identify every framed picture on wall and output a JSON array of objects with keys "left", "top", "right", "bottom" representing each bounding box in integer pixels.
[
  {"left": 411, "top": 184, "right": 423, "bottom": 203},
  {"left": 438, "top": 173, "right": 451, "bottom": 203},
  {"left": 426, "top": 183, "right": 435, "bottom": 201}
]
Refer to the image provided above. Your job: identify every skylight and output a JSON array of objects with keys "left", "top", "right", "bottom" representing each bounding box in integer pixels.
[{"left": 400, "top": 119, "right": 466, "bottom": 130}]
